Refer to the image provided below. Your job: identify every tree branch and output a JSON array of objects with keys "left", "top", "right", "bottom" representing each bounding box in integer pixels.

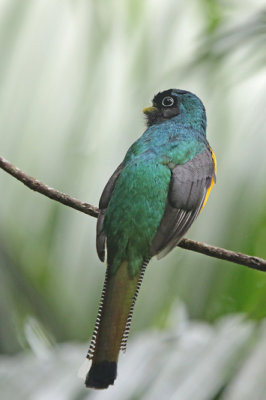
[
  {"left": 1, "top": 155, "right": 266, "bottom": 272},
  {"left": 0, "top": 156, "right": 98, "bottom": 218},
  {"left": 178, "top": 239, "right": 266, "bottom": 272}
]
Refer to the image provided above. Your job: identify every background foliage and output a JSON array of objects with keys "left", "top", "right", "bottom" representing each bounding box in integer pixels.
[{"left": 0, "top": 0, "right": 266, "bottom": 398}]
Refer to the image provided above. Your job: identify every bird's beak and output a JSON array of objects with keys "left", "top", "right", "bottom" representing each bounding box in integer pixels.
[{"left": 142, "top": 106, "right": 158, "bottom": 115}]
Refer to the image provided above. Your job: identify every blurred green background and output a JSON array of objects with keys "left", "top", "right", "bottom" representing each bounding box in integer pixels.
[{"left": 1, "top": 0, "right": 266, "bottom": 399}]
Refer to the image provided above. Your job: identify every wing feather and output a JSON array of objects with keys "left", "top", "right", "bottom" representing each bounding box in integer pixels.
[
  {"left": 151, "top": 149, "right": 215, "bottom": 258},
  {"left": 96, "top": 163, "right": 124, "bottom": 261}
]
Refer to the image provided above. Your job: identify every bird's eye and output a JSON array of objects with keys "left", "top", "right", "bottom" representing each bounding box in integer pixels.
[{"left": 162, "top": 96, "right": 174, "bottom": 107}]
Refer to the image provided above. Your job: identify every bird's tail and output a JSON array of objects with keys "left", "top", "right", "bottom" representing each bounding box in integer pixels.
[{"left": 85, "top": 259, "right": 149, "bottom": 389}]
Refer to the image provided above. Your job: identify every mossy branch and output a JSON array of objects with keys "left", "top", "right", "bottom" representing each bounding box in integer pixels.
[{"left": 1, "top": 155, "right": 265, "bottom": 272}]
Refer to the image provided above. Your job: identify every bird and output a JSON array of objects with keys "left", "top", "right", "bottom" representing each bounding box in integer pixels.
[{"left": 84, "top": 89, "right": 216, "bottom": 389}]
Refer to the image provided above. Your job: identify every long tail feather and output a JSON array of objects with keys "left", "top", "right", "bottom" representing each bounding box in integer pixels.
[
  {"left": 87, "top": 267, "right": 110, "bottom": 360},
  {"left": 85, "top": 259, "right": 149, "bottom": 389},
  {"left": 120, "top": 258, "right": 149, "bottom": 352}
]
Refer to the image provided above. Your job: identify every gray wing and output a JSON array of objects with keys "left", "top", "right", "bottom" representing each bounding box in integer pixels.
[
  {"left": 151, "top": 149, "right": 216, "bottom": 258},
  {"left": 96, "top": 163, "right": 123, "bottom": 261}
]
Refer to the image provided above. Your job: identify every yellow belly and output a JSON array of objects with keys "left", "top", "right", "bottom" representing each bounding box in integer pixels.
[{"left": 201, "top": 148, "right": 217, "bottom": 210}]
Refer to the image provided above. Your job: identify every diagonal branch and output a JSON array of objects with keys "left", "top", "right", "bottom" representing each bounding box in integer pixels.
[
  {"left": 178, "top": 239, "right": 266, "bottom": 272},
  {"left": 0, "top": 156, "right": 98, "bottom": 218},
  {"left": 1, "top": 155, "right": 266, "bottom": 272}
]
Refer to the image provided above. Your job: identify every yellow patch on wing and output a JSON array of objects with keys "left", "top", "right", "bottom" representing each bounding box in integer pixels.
[{"left": 201, "top": 149, "right": 217, "bottom": 211}]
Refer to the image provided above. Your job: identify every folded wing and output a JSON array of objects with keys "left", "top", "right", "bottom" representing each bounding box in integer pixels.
[
  {"left": 151, "top": 149, "right": 216, "bottom": 258},
  {"left": 96, "top": 163, "right": 124, "bottom": 262}
]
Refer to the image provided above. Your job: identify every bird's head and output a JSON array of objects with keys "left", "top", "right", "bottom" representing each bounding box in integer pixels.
[{"left": 143, "top": 89, "right": 206, "bottom": 128}]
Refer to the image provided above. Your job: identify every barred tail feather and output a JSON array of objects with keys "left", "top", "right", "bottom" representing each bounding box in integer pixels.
[
  {"left": 120, "top": 258, "right": 149, "bottom": 352},
  {"left": 85, "top": 259, "right": 149, "bottom": 389},
  {"left": 86, "top": 267, "right": 110, "bottom": 360}
]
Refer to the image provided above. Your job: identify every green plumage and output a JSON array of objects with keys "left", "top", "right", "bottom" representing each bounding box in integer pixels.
[
  {"left": 104, "top": 107, "right": 207, "bottom": 276},
  {"left": 105, "top": 161, "right": 170, "bottom": 276},
  {"left": 85, "top": 89, "right": 216, "bottom": 389}
]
